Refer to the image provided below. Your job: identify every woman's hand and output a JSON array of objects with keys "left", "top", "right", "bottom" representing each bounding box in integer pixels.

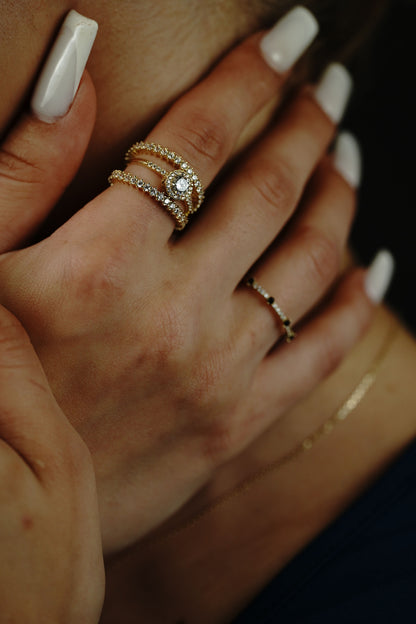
[
  {"left": 0, "top": 303, "right": 104, "bottom": 623},
  {"left": 0, "top": 13, "right": 379, "bottom": 554}
]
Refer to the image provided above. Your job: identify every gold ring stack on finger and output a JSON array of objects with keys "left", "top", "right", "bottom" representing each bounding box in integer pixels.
[
  {"left": 108, "top": 142, "right": 205, "bottom": 231},
  {"left": 245, "top": 277, "right": 296, "bottom": 343}
]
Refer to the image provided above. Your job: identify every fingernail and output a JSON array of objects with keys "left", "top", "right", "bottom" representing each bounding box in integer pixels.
[
  {"left": 260, "top": 6, "right": 319, "bottom": 74},
  {"left": 31, "top": 10, "right": 98, "bottom": 122},
  {"left": 364, "top": 250, "right": 395, "bottom": 304},
  {"left": 314, "top": 63, "right": 353, "bottom": 123},
  {"left": 333, "top": 132, "right": 362, "bottom": 188}
]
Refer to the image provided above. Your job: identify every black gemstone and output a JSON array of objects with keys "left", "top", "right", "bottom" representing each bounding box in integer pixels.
[{"left": 267, "top": 297, "right": 275, "bottom": 304}]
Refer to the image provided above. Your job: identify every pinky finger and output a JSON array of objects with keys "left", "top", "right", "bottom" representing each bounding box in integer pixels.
[{"left": 250, "top": 250, "right": 395, "bottom": 424}]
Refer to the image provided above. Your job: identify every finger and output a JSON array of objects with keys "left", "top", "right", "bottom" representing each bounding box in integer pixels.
[
  {"left": 234, "top": 133, "right": 361, "bottom": 352},
  {"left": 242, "top": 256, "right": 395, "bottom": 445},
  {"left": 104, "top": 8, "right": 319, "bottom": 240},
  {"left": 0, "top": 10, "right": 97, "bottom": 253},
  {"left": 0, "top": 303, "right": 79, "bottom": 478},
  {"left": 185, "top": 64, "right": 353, "bottom": 283}
]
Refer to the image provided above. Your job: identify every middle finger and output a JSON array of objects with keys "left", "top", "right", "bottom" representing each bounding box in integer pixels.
[{"left": 184, "top": 63, "right": 352, "bottom": 288}]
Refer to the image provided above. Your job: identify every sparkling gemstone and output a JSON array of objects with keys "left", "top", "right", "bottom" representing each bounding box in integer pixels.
[{"left": 175, "top": 176, "right": 189, "bottom": 192}]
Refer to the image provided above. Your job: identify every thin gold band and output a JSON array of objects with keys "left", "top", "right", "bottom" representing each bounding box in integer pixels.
[
  {"left": 245, "top": 276, "right": 296, "bottom": 342},
  {"left": 108, "top": 170, "right": 188, "bottom": 230}
]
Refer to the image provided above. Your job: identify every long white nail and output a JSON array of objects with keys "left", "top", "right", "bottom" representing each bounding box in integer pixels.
[
  {"left": 31, "top": 10, "right": 98, "bottom": 122},
  {"left": 333, "top": 132, "right": 362, "bottom": 188},
  {"left": 314, "top": 63, "right": 353, "bottom": 123},
  {"left": 364, "top": 250, "right": 395, "bottom": 304},
  {"left": 260, "top": 6, "right": 319, "bottom": 74}
]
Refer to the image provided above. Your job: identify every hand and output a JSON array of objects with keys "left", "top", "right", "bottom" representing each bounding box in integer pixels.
[
  {"left": 0, "top": 32, "right": 376, "bottom": 554},
  {"left": 0, "top": 302, "right": 104, "bottom": 623}
]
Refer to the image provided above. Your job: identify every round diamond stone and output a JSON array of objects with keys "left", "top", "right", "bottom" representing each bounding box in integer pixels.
[{"left": 175, "top": 176, "right": 189, "bottom": 193}]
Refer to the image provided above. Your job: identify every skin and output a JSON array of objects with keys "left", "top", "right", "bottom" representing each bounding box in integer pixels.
[
  {"left": 0, "top": 303, "right": 104, "bottom": 622},
  {"left": 0, "top": 1, "right": 415, "bottom": 622},
  {"left": 0, "top": 32, "right": 374, "bottom": 555}
]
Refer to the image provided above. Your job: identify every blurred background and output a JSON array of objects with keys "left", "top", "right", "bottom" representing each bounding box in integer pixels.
[{"left": 346, "top": 0, "right": 415, "bottom": 331}]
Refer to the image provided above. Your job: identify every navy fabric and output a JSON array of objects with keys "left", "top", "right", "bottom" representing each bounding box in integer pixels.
[{"left": 233, "top": 438, "right": 416, "bottom": 623}]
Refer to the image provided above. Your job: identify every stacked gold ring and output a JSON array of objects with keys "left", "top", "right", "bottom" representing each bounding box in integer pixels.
[
  {"left": 108, "top": 142, "right": 205, "bottom": 230},
  {"left": 108, "top": 169, "right": 188, "bottom": 230},
  {"left": 126, "top": 142, "right": 204, "bottom": 215}
]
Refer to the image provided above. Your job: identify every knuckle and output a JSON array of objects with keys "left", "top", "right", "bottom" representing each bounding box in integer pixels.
[
  {"left": 69, "top": 247, "right": 128, "bottom": 305},
  {"left": 0, "top": 146, "right": 41, "bottom": 186},
  {"left": 201, "top": 418, "right": 238, "bottom": 467},
  {"left": 298, "top": 225, "right": 340, "bottom": 289},
  {"left": 188, "top": 350, "right": 231, "bottom": 406},
  {"left": 146, "top": 296, "right": 190, "bottom": 364},
  {"left": 198, "top": 390, "right": 250, "bottom": 468},
  {"left": 170, "top": 108, "right": 229, "bottom": 166},
  {"left": 189, "top": 360, "right": 247, "bottom": 467},
  {"left": 249, "top": 159, "right": 298, "bottom": 220}
]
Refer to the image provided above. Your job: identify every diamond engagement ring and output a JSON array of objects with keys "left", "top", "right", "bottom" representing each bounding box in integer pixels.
[{"left": 125, "top": 142, "right": 205, "bottom": 217}]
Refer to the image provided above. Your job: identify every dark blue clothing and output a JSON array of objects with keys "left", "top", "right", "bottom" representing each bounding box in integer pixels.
[{"left": 233, "top": 438, "right": 416, "bottom": 623}]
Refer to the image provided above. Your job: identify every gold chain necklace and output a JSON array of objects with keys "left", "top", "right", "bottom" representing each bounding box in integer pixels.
[{"left": 150, "top": 324, "right": 398, "bottom": 543}]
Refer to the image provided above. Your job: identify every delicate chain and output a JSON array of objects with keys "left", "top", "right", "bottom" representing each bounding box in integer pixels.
[{"left": 150, "top": 324, "right": 398, "bottom": 543}]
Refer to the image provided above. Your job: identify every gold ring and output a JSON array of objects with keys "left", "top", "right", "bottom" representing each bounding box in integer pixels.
[
  {"left": 126, "top": 142, "right": 205, "bottom": 216},
  {"left": 108, "top": 170, "right": 188, "bottom": 230},
  {"left": 245, "top": 277, "right": 296, "bottom": 343}
]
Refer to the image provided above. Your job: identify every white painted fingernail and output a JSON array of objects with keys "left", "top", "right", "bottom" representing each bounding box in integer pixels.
[
  {"left": 31, "top": 10, "right": 98, "bottom": 122},
  {"left": 260, "top": 6, "right": 319, "bottom": 74},
  {"left": 314, "top": 63, "right": 353, "bottom": 123},
  {"left": 333, "top": 132, "right": 362, "bottom": 188},
  {"left": 364, "top": 250, "right": 395, "bottom": 304}
]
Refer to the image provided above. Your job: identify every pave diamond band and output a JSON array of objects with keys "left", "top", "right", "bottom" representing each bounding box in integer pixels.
[
  {"left": 245, "top": 277, "right": 296, "bottom": 343},
  {"left": 108, "top": 170, "right": 188, "bottom": 230},
  {"left": 133, "top": 159, "right": 195, "bottom": 215},
  {"left": 125, "top": 141, "right": 205, "bottom": 217}
]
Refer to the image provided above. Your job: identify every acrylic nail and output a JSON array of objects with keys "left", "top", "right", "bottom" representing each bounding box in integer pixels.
[
  {"left": 333, "top": 132, "right": 362, "bottom": 188},
  {"left": 314, "top": 63, "right": 353, "bottom": 124},
  {"left": 260, "top": 6, "right": 319, "bottom": 74},
  {"left": 31, "top": 10, "right": 98, "bottom": 122},
  {"left": 364, "top": 250, "right": 395, "bottom": 304}
]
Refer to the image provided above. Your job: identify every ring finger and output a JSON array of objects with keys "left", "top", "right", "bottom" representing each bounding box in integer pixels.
[
  {"left": 103, "top": 8, "right": 320, "bottom": 241},
  {"left": 234, "top": 132, "right": 361, "bottom": 355}
]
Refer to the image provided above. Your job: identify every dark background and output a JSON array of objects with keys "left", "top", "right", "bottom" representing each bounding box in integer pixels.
[{"left": 346, "top": 0, "right": 415, "bottom": 331}]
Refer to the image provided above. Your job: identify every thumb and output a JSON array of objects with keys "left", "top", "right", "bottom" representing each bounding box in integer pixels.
[{"left": 0, "top": 10, "right": 98, "bottom": 253}]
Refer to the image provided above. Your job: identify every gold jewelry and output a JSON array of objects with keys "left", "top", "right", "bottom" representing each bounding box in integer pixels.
[
  {"left": 125, "top": 141, "right": 205, "bottom": 216},
  {"left": 245, "top": 276, "right": 296, "bottom": 342},
  {"left": 150, "top": 324, "right": 398, "bottom": 543},
  {"left": 132, "top": 159, "right": 196, "bottom": 216},
  {"left": 108, "top": 170, "right": 188, "bottom": 230}
]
